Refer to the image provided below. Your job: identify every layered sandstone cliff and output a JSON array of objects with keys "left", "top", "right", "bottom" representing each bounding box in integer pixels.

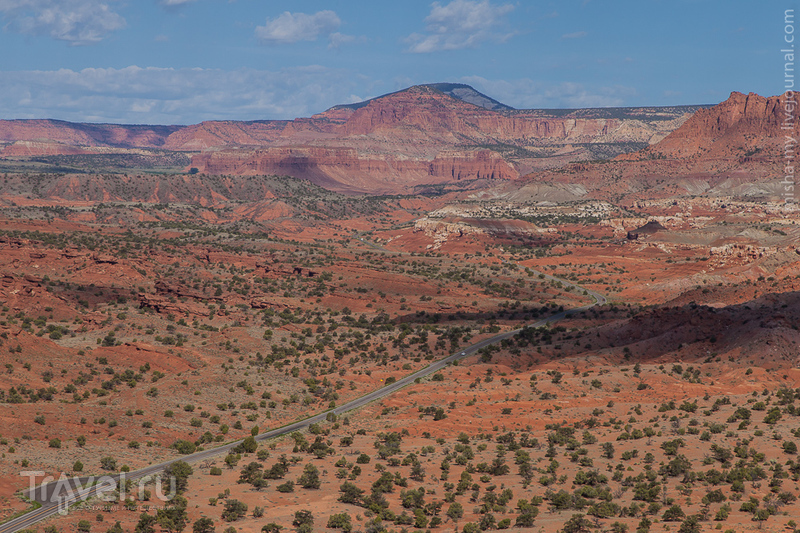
[
  {"left": 623, "top": 91, "right": 797, "bottom": 160},
  {"left": 185, "top": 86, "right": 699, "bottom": 193},
  {"left": 0, "top": 83, "right": 703, "bottom": 194},
  {"left": 501, "top": 91, "right": 798, "bottom": 204},
  {"left": 1, "top": 140, "right": 90, "bottom": 156},
  {"left": 191, "top": 146, "right": 518, "bottom": 193},
  {"left": 0, "top": 119, "right": 180, "bottom": 148}
]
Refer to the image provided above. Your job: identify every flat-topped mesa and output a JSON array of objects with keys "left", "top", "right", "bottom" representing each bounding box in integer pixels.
[
  {"left": 338, "top": 84, "right": 626, "bottom": 141},
  {"left": 0, "top": 83, "right": 706, "bottom": 195},
  {"left": 184, "top": 86, "right": 699, "bottom": 193},
  {"left": 0, "top": 119, "right": 181, "bottom": 149}
]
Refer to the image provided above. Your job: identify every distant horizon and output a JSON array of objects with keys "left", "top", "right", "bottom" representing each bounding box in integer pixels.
[
  {"left": 0, "top": 81, "right": 726, "bottom": 128},
  {"left": 1, "top": 0, "right": 777, "bottom": 124}
]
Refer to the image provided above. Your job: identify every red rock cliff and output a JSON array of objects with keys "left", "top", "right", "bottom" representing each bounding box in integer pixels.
[
  {"left": 639, "top": 91, "right": 800, "bottom": 159},
  {"left": 192, "top": 146, "right": 517, "bottom": 194}
]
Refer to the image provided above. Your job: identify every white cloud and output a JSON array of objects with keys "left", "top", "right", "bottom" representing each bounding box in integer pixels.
[
  {"left": 461, "top": 76, "right": 637, "bottom": 109},
  {"left": 159, "top": 0, "right": 197, "bottom": 5},
  {"left": 255, "top": 10, "right": 340, "bottom": 44},
  {"left": 405, "top": 0, "right": 514, "bottom": 53},
  {"left": 328, "top": 32, "right": 366, "bottom": 49},
  {"left": 0, "top": 66, "right": 368, "bottom": 124},
  {"left": 0, "top": 0, "right": 125, "bottom": 44}
]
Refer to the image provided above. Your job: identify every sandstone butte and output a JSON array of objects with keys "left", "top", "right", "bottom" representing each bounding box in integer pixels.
[
  {"left": 624, "top": 90, "right": 800, "bottom": 159},
  {"left": 498, "top": 91, "right": 800, "bottom": 204}
]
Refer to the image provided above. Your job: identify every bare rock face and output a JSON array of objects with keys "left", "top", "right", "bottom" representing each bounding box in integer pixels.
[
  {"left": 192, "top": 146, "right": 519, "bottom": 193},
  {"left": 338, "top": 85, "right": 634, "bottom": 142},
  {"left": 249, "top": 298, "right": 289, "bottom": 310},
  {"left": 625, "top": 91, "right": 797, "bottom": 160},
  {"left": 162, "top": 120, "right": 292, "bottom": 151},
  {"left": 0, "top": 140, "right": 89, "bottom": 156},
  {"left": 187, "top": 86, "right": 695, "bottom": 193},
  {"left": 414, "top": 218, "right": 485, "bottom": 238},
  {"left": 413, "top": 216, "right": 549, "bottom": 249},
  {"left": 632, "top": 220, "right": 667, "bottom": 234},
  {"left": 504, "top": 91, "right": 798, "bottom": 204},
  {"left": 92, "top": 253, "right": 119, "bottom": 264},
  {"left": 138, "top": 293, "right": 208, "bottom": 317},
  {"left": 0, "top": 83, "right": 699, "bottom": 195},
  {"left": 0, "top": 119, "right": 181, "bottom": 148},
  {"left": 154, "top": 280, "right": 212, "bottom": 301},
  {"left": 429, "top": 150, "right": 517, "bottom": 181}
]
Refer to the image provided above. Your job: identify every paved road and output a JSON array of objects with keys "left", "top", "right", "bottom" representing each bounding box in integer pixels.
[
  {"left": 0, "top": 249, "right": 606, "bottom": 533},
  {"left": 352, "top": 232, "right": 398, "bottom": 253}
]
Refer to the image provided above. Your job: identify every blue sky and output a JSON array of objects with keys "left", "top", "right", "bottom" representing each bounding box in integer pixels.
[{"left": 0, "top": 0, "right": 783, "bottom": 124}]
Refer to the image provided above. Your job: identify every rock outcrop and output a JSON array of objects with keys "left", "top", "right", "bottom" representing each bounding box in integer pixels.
[
  {"left": 188, "top": 86, "right": 698, "bottom": 193},
  {"left": 138, "top": 293, "right": 208, "bottom": 317},
  {"left": 502, "top": 91, "right": 798, "bottom": 203},
  {"left": 0, "top": 140, "right": 89, "bottom": 156},
  {"left": 413, "top": 216, "right": 551, "bottom": 249},
  {"left": 0, "top": 119, "right": 181, "bottom": 149},
  {"left": 0, "top": 83, "right": 702, "bottom": 195},
  {"left": 192, "top": 146, "right": 518, "bottom": 193},
  {"left": 623, "top": 91, "right": 797, "bottom": 160}
]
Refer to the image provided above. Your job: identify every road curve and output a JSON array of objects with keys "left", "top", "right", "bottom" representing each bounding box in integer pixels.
[{"left": 1, "top": 253, "right": 606, "bottom": 533}]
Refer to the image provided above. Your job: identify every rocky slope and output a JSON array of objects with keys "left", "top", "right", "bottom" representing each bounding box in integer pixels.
[
  {"left": 0, "top": 84, "right": 703, "bottom": 194},
  {"left": 188, "top": 86, "right": 701, "bottom": 193},
  {"left": 491, "top": 91, "right": 795, "bottom": 204},
  {"left": 0, "top": 119, "right": 180, "bottom": 149},
  {"left": 191, "top": 146, "right": 518, "bottom": 194},
  {"left": 643, "top": 91, "right": 794, "bottom": 159}
]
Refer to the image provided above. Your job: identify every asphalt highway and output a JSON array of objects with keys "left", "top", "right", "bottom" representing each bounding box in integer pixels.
[{"left": 0, "top": 255, "right": 605, "bottom": 533}]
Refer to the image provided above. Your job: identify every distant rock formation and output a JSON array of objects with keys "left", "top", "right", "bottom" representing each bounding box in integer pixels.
[
  {"left": 621, "top": 91, "right": 797, "bottom": 161},
  {"left": 0, "top": 83, "right": 702, "bottom": 195},
  {"left": 632, "top": 220, "right": 667, "bottom": 234},
  {"left": 502, "top": 91, "right": 797, "bottom": 204}
]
